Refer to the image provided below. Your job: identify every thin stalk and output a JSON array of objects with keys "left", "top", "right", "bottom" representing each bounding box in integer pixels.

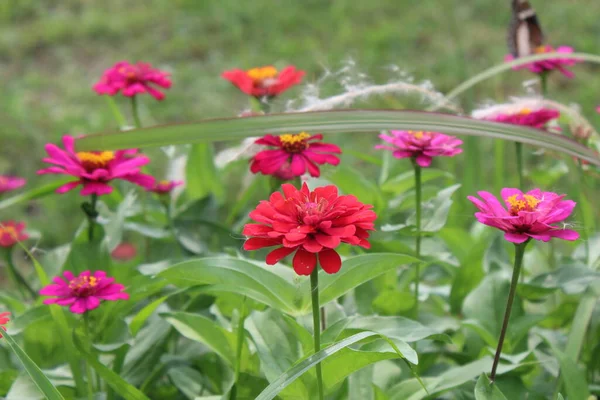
[
  {"left": 540, "top": 71, "right": 548, "bottom": 97},
  {"left": 5, "top": 249, "right": 35, "bottom": 299},
  {"left": 515, "top": 142, "right": 524, "bottom": 189},
  {"left": 87, "top": 194, "right": 98, "bottom": 242},
  {"left": 490, "top": 241, "right": 529, "bottom": 381},
  {"left": 104, "top": 96, "right": 127, "bottom": 128},
  {"left": 310, "top": 268, "right": 324, "bottom": 400},
  {"left": 231, "top": 296, "right": 248, "bottom": 400},
  {"left": 83, "top": 314, "right": 95, "bottom": 399},
  {"left": 131, "top": 96, "right": 142, "bottom": 129},
  {"left": 413, "top": 160, "right": 422, "bottom": 317}
]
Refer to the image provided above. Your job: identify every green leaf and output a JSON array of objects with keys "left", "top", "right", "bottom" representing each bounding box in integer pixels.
[
  {"left": 474, "top": 374, "right": 508, "bottom": 400},
  {"left": 166, "top": 366, "right": 206, "bottom": 400},
  {"left": 255, "top": 331, "right": 413, "bottom": 400},
  {"left": 0, "top": 179, "right": 70, "bottom": 211},
  {"left": 381, "top": 169, "right": 452, "bottom": 194},
  {"left": 76, "top": 110, "right": 600, "bottom": 165},
  {"left": 328, "top": 165, "right": 385, "bottom": 213},
  {"left": 73, "top": 332, "right": 150, "bottom": 400},
  {"left": 185, "top": 143, "right": 224, "bottom": 201},
  {"left": 100, "top": 190, "right": 138, "bottom": 252},
  {"left": 299, "top": 253, "right": 418, "bottom": 313},
  {"left": 1, "top": 329, "right": 65, "bottom": 400},
  {"left": 407, "top": 184, "right": 460, "bottom": 233},
  {"left": 159, "top": 257, "right": 300, "bottom": 315}
]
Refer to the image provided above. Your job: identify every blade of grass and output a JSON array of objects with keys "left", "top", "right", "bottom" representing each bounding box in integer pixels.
[
  {"left": 2, "top": 329, "right": 66, "bottom": 400},
  {"left": 75, "top": 110, "right": 600, "bottom": 166}
]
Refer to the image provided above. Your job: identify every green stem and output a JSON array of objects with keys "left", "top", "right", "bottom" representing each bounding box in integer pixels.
[
  {"left": 104, "top": 96, "right": 127, "bottom": 128},
  {"left": 515, "top": 142, "right": 524, "bottom": 189},
  {"left": 540, "top": 71, "right": 549, "bottom": 97},
  {"left": 5, "top": 249, "right": 35, "bottom": 299},
  {"left": 413, "top": 160, "right": 422, "bottom": 317},
  {"left": 310, "top": 268, "right": 324, "bottom": 400},
  {"left": 87, "top": 194, "right": 98, "bottom": 242},
  {"left": 131, "top": 96, "right": 142, "bottom": 129},
  {"left": 231, "top": 296, "right": 248, "bottom": 400},
  {"left": 490, "top": 241, "right": 529, "bottom": 381},
  {"left": 83, "top": 314, "right": 95, "bottom": 399}
]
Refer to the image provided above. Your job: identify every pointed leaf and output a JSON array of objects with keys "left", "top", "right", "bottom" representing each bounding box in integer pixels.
[{"left": 474, "top": 374, "right": 508, "bottom": 400}]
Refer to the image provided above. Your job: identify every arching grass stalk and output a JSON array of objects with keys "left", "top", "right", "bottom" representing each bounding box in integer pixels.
[
  {"left": 412, "top": 160, "right": 422, "bottom": 317},
  {"left": 490, "top": 240, "right": 530, "bottom": 381},
  {"left": 310, "top": 268, "right": 324, "bottom": 400}
]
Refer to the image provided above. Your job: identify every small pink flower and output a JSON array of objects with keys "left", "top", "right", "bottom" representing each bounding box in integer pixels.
[
  {"left": 93, "top": 61, "right": 172, "bottom": 100},
  {"left": 111, "top": 242, "right": 137, "bottom": 261},
  {"left": 376, "top": 130, "right": 463, "bottom": 167},
  {"left": 596, "top": 106, "right": 600, "bottom": 114},
  {"left": 0, "top": 221, "right": 28, "bottom": 248},
  {"left": 0, "top": 312, "right": 9, "bottom": 338},
  {"left": 37, "top": 135, "right": 155, "bottom": 196},
  {"left": 0, "top": 176, "right": 26, "bottom": 194},
  {"left": 489, "top": 108, "right": 559, "bottom": 129},
  {"left": 505, "top": 46, "right": 581, "bottom": 78},
  {"left": 468, "top": 188, "right": 579, "bottom": 244},
  {"left": 148, "top": 180, "right": 183, "bottom": 194},
  {"left": 40, "top": 270, "right": 129, "bottom": 314},
  {"left": 250, "top": 132, "right": 341, "bottom": 179}
]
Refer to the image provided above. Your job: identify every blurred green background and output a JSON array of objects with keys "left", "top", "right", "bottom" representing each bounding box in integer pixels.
[{"left": 0, "top": 0, "right": 599, "bottom": 245}]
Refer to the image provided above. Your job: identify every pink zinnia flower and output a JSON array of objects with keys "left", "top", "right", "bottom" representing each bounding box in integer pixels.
[
  {"left": 596, "top": 106, "right": 600, "bottom": 114},
  {"left": 148, "top": 180, "right": 183, "bottom": 194},
  {"left": 40, "top": 270, "right": 129, "bottom": 314},
  {"left": 111, "top": 242, "right": 137, "bottom": 261},
  {"left": 243, "top": 183, "right": 376, "bottom": 275},
  {"left": 0, "top": 312, "right": 9, "bottom": 338},
  {"left": 489, "top": 107, "right": 560, "bottom": 129},
  {"left": 468, "top": 188, "right": 579, "bottom": 244},
  {"left": 37, "top": 135, "right": 155, "bottom": 196},
  {"left": 250, "top": 132, "right": 341, "bottom": 179},
  {"left": 0, "top": 221, "right": 28, "bottom": 248},
  {"left": 505, "top": 46, "right": 581, "bottom": 78},
  {"left": 376, "top": 130, "right": 463, "bottom": 167},
  {"left": 0, "top": 176, "right": 26, "bottom": 194},
  {"left": 93, "top": 61, "right": 172, "bottom": 100},
  {"left": 222, "top": 65, "right": 305, "bottom": 98}
]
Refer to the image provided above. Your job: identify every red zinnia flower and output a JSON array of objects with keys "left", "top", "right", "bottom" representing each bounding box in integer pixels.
[
  {"left": 148, "top": 180, "right": 184, "bottom": 194},
  {"left": 243, "top": 183, "right": 376, "bottom": 275},
  {"left": 222, "top": 65, "right": 305, "bottom": 98},
  {"left": 0, "top": 221, "right": 28, "bottom": 248},
  {"left": 93, "top": 61, "right": 172, "bottom": 100},
  {"left": 250, "top": 132, "right": 341, "bottom": 179},
  {"left": 111, "top": 242, "right": 137, "bottom": 261},
  {"left": 0, "top": 312, "right": 9, "bottom": 338}
]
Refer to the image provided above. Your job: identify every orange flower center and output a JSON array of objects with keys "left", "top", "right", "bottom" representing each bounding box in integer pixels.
[
  {"left": 159, "top": 180, "right": 170, "bottom": 186},
  {"left": 408, "top": 130, "right": 426, "bottom": 139},
  {"left": 506, "top": 194, "right": 540, "bottom": 216},
  {"left": 518, "top": 108, "right": 532, "bottom": 116},
  {"left": 76, "top": 151, "right": 115, "bottom": 171},
  {"left": 279, "top": 132, "right": 311, "bottom": 153},
  {"left": 247, "top": 66, "right": 278, "bottom": 84},
  {"left": 118, "top": 66, "right": 139, "bottom": 81},
  {"left": 534, "top": 45, "right": 553, "bottom": 54},
  {"left": 0, "top": 225, "right": 18, "bottom": 239},
  {"left": 68, "top": 275, "right": 99, "bottom": 296}
]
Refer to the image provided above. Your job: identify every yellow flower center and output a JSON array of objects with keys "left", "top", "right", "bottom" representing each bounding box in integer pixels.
[
  {"left": 247, "top": 66, "right": 278, "bottom": 83},
  {"left": 68, "top": 276, "right": 98, "bottom": 290},
  {"left": 408, "top": 130, "right": 425, "bottom": 139},
  {"left": 534, "top": 46, "right": 552, "bottom": 54},
  {"left": 279, "top": 132, "right": 311, "bottom": 153},
  {"left": 0, "top": 225, "right": 17, "bottom": 239},
  {"left": 76, "top": 151, "right": 115, "bottom": 171},
  {"left": 159, "top": 180, "right": 170, "bottom": 186},
  {"left": 518, "top": 108, "right": 532, "bottom": 115},
  {"left": 506, "top": 194, "right": 540, "bottom": 216}
]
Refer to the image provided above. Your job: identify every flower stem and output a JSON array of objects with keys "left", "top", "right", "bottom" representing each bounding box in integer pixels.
[
  {"left": 540, "top": 71, "right": 549, "bottom": 97},
  {"left": 86, "top": 194, "right": 98, "bottom": 243},
  {"left": 310, "top": 268, "right": 325, "bottom": 400},
  {"left": 83, "top": 314, "right": 95, "bottom": 400},
  {"left": 490, "top": 241, "right": 529, "bottom": 382},
  {"left": 515, "top": 142, "right": 524, "bottom": 189},
  {"left": 131, "top": 96, "right": 142, "bottom": 129},
  {"left": 231, "top": 296, "right": 247, "bottom": 400},
  {"left": 5, "top": 249, "right": 36, "bottom": 299},
  {"left": 413, "top": 160, "right": 422, "bottom": 317}
]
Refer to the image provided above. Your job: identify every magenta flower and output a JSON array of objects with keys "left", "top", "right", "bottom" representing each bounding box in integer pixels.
[
  {"left": 468, "top": 188, "right": 579, "bottom": 244},
  {"left": 490, "top": 108, "right": 559, "bottom": 129},
  {"left": 376, "top": 130, "right": 463, "bottom": 167},
  {"left": 40, "top": 270, "right": 129, "bottom": 314},
  {"left": 250, "top": 133, "right": 341, "bottom": 179},
  {"left": 37, "top": 135, "right": 155, "bottom": 196},
  {"left": 505, "top": 46, "right": 581, "bottom": 78},
  {"left": 148, "top": 180, "right": 184, "bottom": 194},
  {"left": 93, "top": 61, "right": 172, "bottom": 100},
  {"left": 596, "top": 106, "right": 600, "bottom": 114},
  {"left": 0, "top": 176, "right": 26, "bottom": 194},
  {"left": 0, "top": 221, "right": 28, "bottom": 248}
]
